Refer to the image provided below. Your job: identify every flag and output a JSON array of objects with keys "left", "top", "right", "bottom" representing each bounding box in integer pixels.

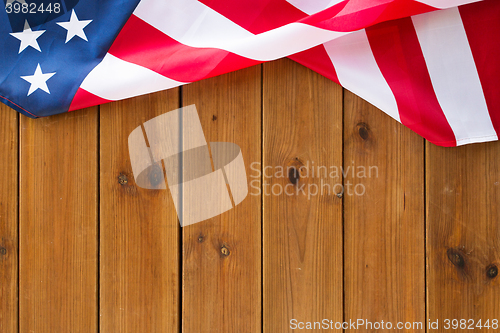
[{"left": 0, "top": 0, "right": 498, "bottom": 147}]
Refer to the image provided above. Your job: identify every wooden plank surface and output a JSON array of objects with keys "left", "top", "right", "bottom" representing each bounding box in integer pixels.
[
  {"left": 343, "top": 91, "right": 426, "bottom": 331},
  {"left": 19, "top": 109, "right": 98, "bottom": 333},
  {"left": 263, "top": 58, "right": 343, "bottom": 332},
  {"left": 182, "top": 66, "right": 262, "bottom": 333},
  {"left": 3, "top": 60, "right": 500, "bottom": 333},
  {"left": 99, "top": 90, "right": 181, "bottom": 333},
  {"left": 427, "top": 141, "right": 500, "bottom": 332},
  {"left": 0, "top": 105, "right": 18, "bottom": 333}
]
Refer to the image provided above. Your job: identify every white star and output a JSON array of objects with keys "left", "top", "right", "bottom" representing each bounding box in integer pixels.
[
  {"left": 5, "top": 0, "right": 26, "bottom": 6},
  {"left": 56, "top": 10, "right": 92, "bottom": 43},
  {"left": 9, "top": 20, "right": 45, "bottom": 53},
  {"left": 21, "top": 64, "right": 56, "bottom": 96}
]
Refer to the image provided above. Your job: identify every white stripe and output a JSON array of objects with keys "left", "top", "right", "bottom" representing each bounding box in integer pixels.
[
  {"left": 414, "top": 0, "right": 483, "bottom": 9},
  {"left": 133, "top": 0, "right": 349, "bottom": 61},
  {"left": 324, "top": 30, "right": 400, "bottom": 122},
  {"left": 134, "top": 0, "right": 254, "bottom": 48},
  {"left": 80, "top": 54, "right": 185, "bottom": 101},
  {"left": 412, "top": 7, "right": 497, "bottom": 145},
  {"left": 286, "top": 0, "right": 344, "bottom": 15}
]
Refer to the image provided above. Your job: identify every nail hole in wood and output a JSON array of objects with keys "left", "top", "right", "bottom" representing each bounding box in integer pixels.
[
  {"left": 487, "top": 264, "right": 498, "bottom": 279},
  {"left": 118, "top": 173, "right": 128, "bottom": 185},
  {"left": 221, "top": 245, "right": 230, "bottom": 257}
]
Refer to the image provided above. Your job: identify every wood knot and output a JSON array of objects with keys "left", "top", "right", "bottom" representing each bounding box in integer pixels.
[
  {"left": 0, "top": 247, "right": 6, "bottom": 256},
  {"left": 447, "top": 248, "right": 465, "bottom": 268},
  {"left": 356, "top": 122, "right": 370, "bottom": 140},
  {"left": 486, "top": 264, "right": 498, "bottom": 279},
  {"left": 118, "top": 173, "right": 128, "bottom": 185},
  {"left": 288, "top": 166, "right": 300, "bottom": 185},
  {"left": 148, "top": 164, "right": 163, "bottom": 187},
  {"left": 220, "top": 245, "right": 230, "bottom": 257},
  {"left": 287, "top": 157, "right": 305, "bottom": 185}
]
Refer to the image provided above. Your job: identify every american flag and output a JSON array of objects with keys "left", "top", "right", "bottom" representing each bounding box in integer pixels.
[{"left": 1, "top": 0, "right": 498, "bottom": 147}]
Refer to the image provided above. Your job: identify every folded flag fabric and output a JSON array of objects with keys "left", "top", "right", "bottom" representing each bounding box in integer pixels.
[{"left": 1, "top": 0, "right": 498, "bottom": 147}]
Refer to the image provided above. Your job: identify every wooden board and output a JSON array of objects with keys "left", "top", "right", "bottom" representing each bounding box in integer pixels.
[
  {"left": 99, "top": 90, "right": 181, "bottom": 333},
  {"left": 343, "top": 91, "right": 426, "bottom": 331},
  {"left": 19, "top": 108, "right": 98, "bottom": 333},
  {"left": 263, "top": 58, "right": 343, "bottom": 332},
  {"left": 427, "top": 141, "right": 500, "bottom": 332},
  {"left": 182, "top": 66, "right": 262, "bottom": 333},
  {"left": 0, "top": 105, "right": 18, "bottom": 333},
  {"left": 4, "top": 59, "right": 500, "bottom": 332}
]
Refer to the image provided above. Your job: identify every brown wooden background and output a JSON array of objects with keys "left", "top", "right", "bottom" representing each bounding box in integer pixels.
[{"left": 0, "top": 58, "right": 499, "bottom": 332}]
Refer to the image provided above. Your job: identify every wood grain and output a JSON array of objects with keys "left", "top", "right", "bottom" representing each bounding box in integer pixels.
[
  {"left": 263, "top": 59, "right": 343, "bottom": 332},
  {"left": 99, "top": 90, "right": 181, "bottom": 333},
  {"left": 0, "top": 105, "right": 18, "bottom": 333},
  {"left": 4, "top": 60, "right": 500, "bottom": 333},
  {"left": 427, "top": 141, "right": 500, "bottom": 332},
  {"left": 19, "top": 108, "right": 98, "bottom": 333},
  {"left": 343, "top": 91, "right": 425, "bottom": 332},
  {"left": 182, "top": 66, "right": 262, "bottom": 333}
]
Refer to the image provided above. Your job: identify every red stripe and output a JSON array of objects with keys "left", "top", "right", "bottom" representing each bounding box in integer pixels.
[
  {"left": 199, "top": 0, "right": 438, "bottom": 34},
  {"left": 69, "top": 88, "right": 112, "bottom": 111},
  {"left": 302, "top": 0, "right": 436, "bottom": 32},
  {"left": 108, "top": 15, "right": 261, "bottom": 83},
  {"left": 459, "top": 0, "right": 500, "bottom": 137},
  {"left": 198, "top": 0, "right": 307, "bottom": 34},
  {"left": 288, "top": 45, "right": 339, "bottom": 85},
  {"left": 366, "top": 17, "right": 457, "bottom": 146},
  {"left": 0, "top": 95, "right": 38, "bottom": 118}
]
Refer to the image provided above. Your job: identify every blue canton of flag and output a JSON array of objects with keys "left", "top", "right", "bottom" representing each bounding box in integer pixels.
[{"left": 0, "top": 0, "right": 140, "bottom": 117}]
